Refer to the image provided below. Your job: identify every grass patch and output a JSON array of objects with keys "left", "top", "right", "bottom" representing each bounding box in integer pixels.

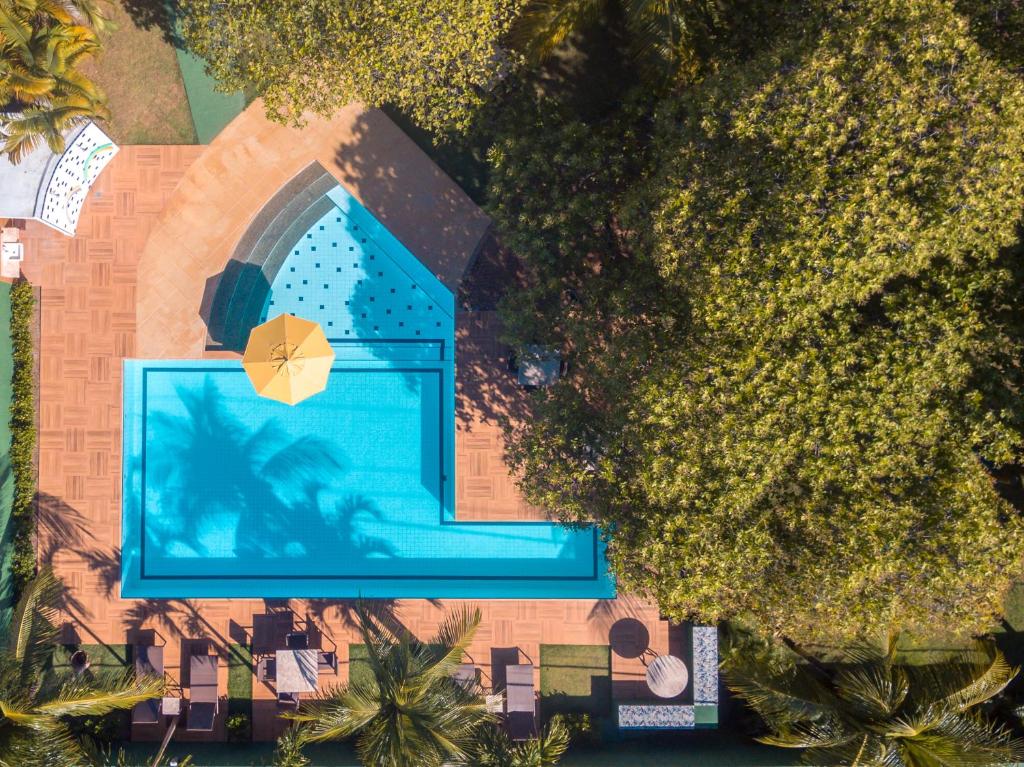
[
  {"left": 51, "top": 643, "right": 132, "bottom": 673},
  {"left": 85, "top": 0, "right": 196, "bottom": 144},
  {"left": 349, "top": 644, "right": 372, "bottom": 687},
  {"left": 540, "top": 644, "right": 611, "bottom": 717},
  {"left": 226, "top": 643, "right": 253, "bottom": 739}
]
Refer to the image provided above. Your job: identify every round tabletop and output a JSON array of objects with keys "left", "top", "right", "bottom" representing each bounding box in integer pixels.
[{"left": 646, "top": 654, "right": 689, "bottom": 698}]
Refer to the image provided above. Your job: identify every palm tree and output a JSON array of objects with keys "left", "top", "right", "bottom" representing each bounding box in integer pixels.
[
  {"left": 288, "top": 604, "right": 494, "bottom": 767},
  {"left": 0, "top": 568, "right": 165, "bottom": 767},
  {"left": 0, "top": 0, "right": 108, "bottom": 162},
  {"left": 469, "top": 716, "right": 570, "bottom": 766},
  {"left": 510, "top": 0, "right": 725, "bottom": 81},
  {"left": 724, "top": 631, "right": 1024, "bottom": 766},
  {"left": 272, "top": 725, "right": 310, "bottom": 767}
]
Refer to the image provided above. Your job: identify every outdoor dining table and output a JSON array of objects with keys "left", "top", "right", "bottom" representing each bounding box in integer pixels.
[
  {"left": 646, "top": 654, "right": 689, "bottom": 699},
  {"left": 276, "top": 648, "right": 318, "bottom": 694}
]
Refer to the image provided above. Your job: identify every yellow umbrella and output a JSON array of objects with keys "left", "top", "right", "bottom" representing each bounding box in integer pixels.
[{"left": 242, "top": 314, "right": 335, "bottom": 405}]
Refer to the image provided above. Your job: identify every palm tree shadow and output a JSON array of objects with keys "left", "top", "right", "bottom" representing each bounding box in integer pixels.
[
  {"left": 331, "top": 494, "right": 396, "bottom": 559},
  {"left": 139, "top": 377, "right": 397, "bottom": 570},
  {"left": 144, "top": 378, "right": 356, "bottom": 562}
]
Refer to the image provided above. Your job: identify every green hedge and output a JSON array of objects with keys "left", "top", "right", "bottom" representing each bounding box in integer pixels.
[{"left": 9, "top": 280, "right": 35, "bottom": 597}]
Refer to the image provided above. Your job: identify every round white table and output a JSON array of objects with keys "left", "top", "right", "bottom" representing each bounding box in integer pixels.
[{"left": 646, "top": 654, "right": 689, "bottom": 698}]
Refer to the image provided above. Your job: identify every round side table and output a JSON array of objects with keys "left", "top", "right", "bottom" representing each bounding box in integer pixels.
[{"left": 646, "top": 654, "right": 689, "bottom": 698}]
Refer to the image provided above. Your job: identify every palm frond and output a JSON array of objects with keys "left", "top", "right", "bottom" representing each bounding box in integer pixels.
[
  {"left": 0, "top": 5, "right": 34, "bottom": 63},
  {"left": 30, "top": 0, "right": 75, "bottom": 25},
  {"left": 0, "top": 719, "right": 86, "bottom": 767},
  {"left": 724, "top": 653, "right": 836, "bottom": 726},
  {"left": 66, "top": 0, "right": 108, "bottom": 31},
  {"left": 937, "top": 648, "right": 1018, "bottom": 713},
  {"left": 0, "top": 699, "right": 42, "bottom": 727},
  {"left": 898, "top": 714, "right": 1024, "bottom": 767},
  {"left": 536, "top": 716, "right": 570, "bottom": 764},
  {"left": 834, "top": 664, "right": 909, "bottom": 720},
  {"left": 4, "top": 64, "right": 56, "bottom": 98},
  {"left": 34, "top": 670, "right": 164, "bottom": 718},
  {"left": 757, "top": 720, "right": 857, "bottom": 750},
  {"left": 290, "top": 683, "right": 379, "bottom": 742},
  {"left": 3, "top": 566, "right": 61, "bottom": 683},
  {"left": 509, "top": 0, "right": 606, "bottom": 62},
  {"left": 423, "top": 605, "right": 481, "bottom": 680}
]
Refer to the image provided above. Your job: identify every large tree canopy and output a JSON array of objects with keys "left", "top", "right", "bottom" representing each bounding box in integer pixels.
[
  {"left": 496, "top": 0, "right": 1024, "bottom": 639},
  {"left": 178, "top": 0, "right": 523, "bottom": 132}
]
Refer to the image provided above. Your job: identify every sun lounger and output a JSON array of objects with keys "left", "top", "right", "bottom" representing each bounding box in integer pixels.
[
  {"left": 505, "top": 664, "right": 536, "bottom": 741},
  {"left": 131, "top": 645, "right": 164, "bottom": 725},
  {"left": 187, "top": 654, "right": 219, "bottom": 732},
  {"left": 452, "top": 663, "right": 479, "bottom": 690}
]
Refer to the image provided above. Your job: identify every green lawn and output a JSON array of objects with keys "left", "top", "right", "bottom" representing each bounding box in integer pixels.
[
  {"left": 539, "top": 644, "right": 611, "bottom": 717},
  {"left": 86, "top": 1, "right": 196, "bottom": 144},
  {"left": 51, "top": 643, "right": 132, "bottom": 673},
  {"left": 348, "top": 644, "right": 372, "bottom": 687},
  {"left": 227, "top": 642, "right": 253, "bottom": 731}
]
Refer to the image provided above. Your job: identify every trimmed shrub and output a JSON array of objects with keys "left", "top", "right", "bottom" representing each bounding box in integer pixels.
[
  {"left": 9, "top": 279, "right": 35, "bottom": 597},
  {"left": 226, "top": 712, "right": 251, "bottom": 742}
]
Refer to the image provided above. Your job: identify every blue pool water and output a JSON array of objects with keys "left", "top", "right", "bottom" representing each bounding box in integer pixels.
[{"left": 121, "top": 185, "right": 614, "bottom": 599}]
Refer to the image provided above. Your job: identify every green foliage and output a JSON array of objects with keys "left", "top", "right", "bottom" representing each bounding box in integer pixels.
[
  {"left": 468, "top": 716, "right": 570, "bottom": 766},
  {"left": 552, "top": 712, "right": 599, "bottom": 748},
  {"left": 289, "top": 604, "right": 494, "bottom": 767},
  {"left": 225, "top": 711, "right": 250, "bottom": 742},
  {"left": 498, "top": 0, "right": 1024, "bottom": 639},
  {"left": 273, "top": 725, "right": 310, "bottom": 767},
  {"left": 178, "top": 0, "right": 524, "bottom": 133},
  {"left": 8, "top": 280, "right": 34, "bottom": 598},
  {"left": 0, "top": 0, "right": 108, "bottom": 161},
  {"left": 0, "top": 569, "right": 164, "bottom": 767},
  {"left": 724, "top": 632, "right": 1024, "bottom": 766},
  {"left": 226, "top": 642, "right": 252, "bottom": 739},
  {"left": 510, "top": 0, "right": 814, "bottom": 84},
  {"left": 110, "top": 749, "right": 194, "bottom": 767}
]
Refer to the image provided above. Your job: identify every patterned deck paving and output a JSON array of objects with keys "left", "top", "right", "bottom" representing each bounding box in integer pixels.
[
  {"left": 136, "top": 100, "right": 491, "bottom": 360},
  {"left": 15, "top": 138, "right": 673, "bottom": 744}
]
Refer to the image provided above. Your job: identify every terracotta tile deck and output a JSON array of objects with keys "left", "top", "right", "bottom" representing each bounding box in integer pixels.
[{"left": 14, "top": 116, "right": 676, "bottom": 744}]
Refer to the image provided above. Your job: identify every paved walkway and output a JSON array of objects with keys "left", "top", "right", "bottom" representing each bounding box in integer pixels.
[
  {"left": 136, "top": 100, "right": 490, "bottom": 359},
  {"left": 13, "top": 123, "right": 671, "bottom": 743}
]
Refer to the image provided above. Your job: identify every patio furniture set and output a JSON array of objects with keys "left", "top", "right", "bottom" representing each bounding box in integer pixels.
[
  {"left": 453, "top": 660, "right": 538, "bottom": 741},
  {"left": 616, "top": 625, "right": 720, "bottom": 730},
  {"left": 253, "top": 614, "right": 338, "bottom": 707},
  {"left": 130, "top": 643, "right": 222, "bottom": 733}
]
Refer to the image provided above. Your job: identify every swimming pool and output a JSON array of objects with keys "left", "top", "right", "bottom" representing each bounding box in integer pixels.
[{"left": 121, "top": 184, "right": 614, "bottom": 599}]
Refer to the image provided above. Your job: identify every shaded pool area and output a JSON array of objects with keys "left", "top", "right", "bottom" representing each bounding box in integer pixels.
[{"left": 122, "top": 183, "right": 613, "bottom": 599}]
